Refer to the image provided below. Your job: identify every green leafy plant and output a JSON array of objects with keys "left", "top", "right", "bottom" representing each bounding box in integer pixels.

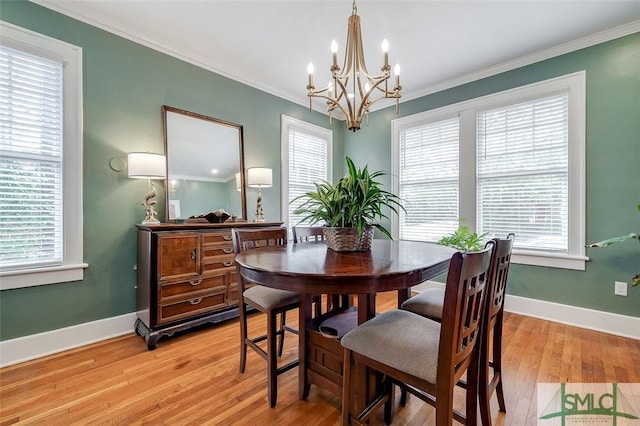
[
  {"left": 437, "top": 219, "right": 487, "bottom": 252},
  {"left": 292, "top": 156, "right": 405, "bottom": 239},
  {"left": 586, "top": 204, "right": 640, "bottom": 287}
]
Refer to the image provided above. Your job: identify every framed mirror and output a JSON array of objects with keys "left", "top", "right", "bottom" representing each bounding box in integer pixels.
[{"left": 162, "top": 105, "right": 246, "bottom": 222}]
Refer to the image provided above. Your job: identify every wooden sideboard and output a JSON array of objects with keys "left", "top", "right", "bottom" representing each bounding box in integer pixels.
[{"left": 135, "top": 221, "right": 282, "bottom": 349}]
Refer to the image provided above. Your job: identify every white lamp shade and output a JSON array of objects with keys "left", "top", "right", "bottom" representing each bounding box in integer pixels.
[
  {"left": 127, "top": 152, "right": 167, "bottom": 179},
  {"left": 247, "top": 167, "right": 272, "bottom": 188}
]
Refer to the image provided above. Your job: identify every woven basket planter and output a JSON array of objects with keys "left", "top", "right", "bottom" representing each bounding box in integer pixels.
[{"left": 323, "top": 226, "right": 374, "bottom": 252}]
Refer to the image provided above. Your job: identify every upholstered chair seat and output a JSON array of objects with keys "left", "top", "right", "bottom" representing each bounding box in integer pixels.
[
  {"left": 341, "top": 309, "right": 441, "bottom": 383},
  {"left": 243, "top": 286, "right": 299, "bottom": 312},
  {"left": 400, "top": 288, "right": 445, "bottom": 320}
]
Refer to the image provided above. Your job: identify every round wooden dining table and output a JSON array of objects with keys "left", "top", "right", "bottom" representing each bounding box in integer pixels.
[{"left": 235, "top": 239, "right": 456, "bottom": 409}]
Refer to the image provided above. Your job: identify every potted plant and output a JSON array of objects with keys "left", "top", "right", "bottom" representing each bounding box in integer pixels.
[
  {"left": 437, "top": 219, "right": 487, "bottom": 252},
  {"left": 292, "top": 156, "right": 404, "bottom": 251},
  {"left": 587, "top": 203, "right": 639, "bottom": 287}
]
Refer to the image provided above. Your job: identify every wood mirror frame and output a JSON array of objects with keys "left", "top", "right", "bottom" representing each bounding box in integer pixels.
[{"left": 162, "top": 105, "right": 247, "bottom": 222}]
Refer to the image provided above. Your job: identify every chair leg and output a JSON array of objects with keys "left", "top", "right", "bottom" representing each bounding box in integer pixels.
[
  {"left": 277, "top": 311, "right": 286, "bottom": 357},
  {"left": 479, "top": 372, "right": 492, "bottom": 426},
  {"left": 341, "top": 348, "right": 353, "bottom": 426},
  {"left": 466, "top": 351, "right": 480, "bottom": 426},
  {"left": 239, "top": 302, "right": 248, "bottom": 373},
  {"left": 383, "top": 378, "right": 394, "bottom": 425},
  {"left": 267, "top": 310, "right": 278, "bottom": 408},
  {"left": 400, "top": 386, "right": 408, "bottom": 406},
  {"left": 493, "top": 320, "right": 506, "bottom": 413},
  {"left": 435, "top": 387, "right": 455, "bottom": 426}
]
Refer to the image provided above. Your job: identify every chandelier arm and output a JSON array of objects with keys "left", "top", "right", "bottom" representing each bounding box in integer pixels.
[
  {"left": 332, "top": 76, "right": 356, "bottom": 120},
  {"left": 308, "top": 93, "right": 352, "bottom": 124}
]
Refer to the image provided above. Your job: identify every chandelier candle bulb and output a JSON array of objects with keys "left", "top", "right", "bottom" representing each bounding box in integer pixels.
[
  {"left": 307, "top": 62, "right": 314, "bottom": 87},
  {"left": 331, "top": 40, "right": 338, "bottom": 67},
  {"left": 382, "top": 39, "right": 389, "bottom": 68}
]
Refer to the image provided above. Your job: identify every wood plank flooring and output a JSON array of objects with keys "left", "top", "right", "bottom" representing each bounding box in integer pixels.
[{"left": 1, "top": 292, "right": 639, "bottom": 425}]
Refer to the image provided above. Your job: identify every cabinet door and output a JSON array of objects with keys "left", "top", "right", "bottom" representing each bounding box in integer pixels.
[{"left": 157, "top": 232, "right": 199, "bottom": 281}]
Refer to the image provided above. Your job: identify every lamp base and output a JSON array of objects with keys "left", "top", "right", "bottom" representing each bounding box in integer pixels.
[
  {"left": 142, "top": 217, "right": 161, "bottom": 225},
  {"left": 254, "top": 187, "right": 265, "bottom": 222}
]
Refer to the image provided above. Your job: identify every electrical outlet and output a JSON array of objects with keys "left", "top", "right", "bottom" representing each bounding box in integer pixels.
[{"left": 614, "top": 281, "right": 628, "bottom": 296}]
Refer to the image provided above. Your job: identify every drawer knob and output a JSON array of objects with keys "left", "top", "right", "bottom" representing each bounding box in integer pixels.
[
  {"left": 189, "top": 298, "right": 203, "bottom": 305},
  {"left": 223, "top": 260, "right": 233, "bottom": 267},
  {"left": 189, "top": 279, "right": 202, "bottom": 286},
  {"left": 223, "top": 247, "right": 233, "bottom": 254},
  {"left": 191, "top": 248, "right": 197, "bottom": 260},
  {"left": 223, "top": 235, "right": 232, "bottom": 241}
]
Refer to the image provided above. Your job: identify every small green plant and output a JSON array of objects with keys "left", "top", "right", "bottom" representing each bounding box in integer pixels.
[
  {"left": 587, "top": 203, "right": 639, "bottom": 287},
  {"left": 437, "top": 219, "right": 487, "bottom": 252},
  {"left": 292, "top": 156, "right": 405, "bottom": 239}
]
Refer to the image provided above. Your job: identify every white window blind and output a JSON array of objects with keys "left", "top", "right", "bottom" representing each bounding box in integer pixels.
[
  {"left": 0, "top": 44, "right": 64, "bottom": 270},
  {"left": 477, "top": 93, "right": 569, "bottom": 252},
  {"left": 287, "top": 126, "right": 329, "bottom": 226},
  {"left": 399, "top": 117, "right": 459, "bottom": 242}
]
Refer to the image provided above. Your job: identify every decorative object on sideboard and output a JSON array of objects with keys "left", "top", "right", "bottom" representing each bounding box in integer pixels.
[
  {"left": 306, "top": 0, "right": 401, "bottom": 132},
  {"left": 292, "top": 156, "right": 404, "bottom": 251},
  {"left": 188, "top": 209, "right": 232, "bottom": 224},
  {"left": 127, "top": 152, "right": 166, "bottom": 224},
  {"left": 247, "top": 167, "right": 273, "bottom": 222}
]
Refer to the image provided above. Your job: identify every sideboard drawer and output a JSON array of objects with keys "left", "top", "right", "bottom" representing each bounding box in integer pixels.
[
  {"left": 202, "top": 255, "right": 235, "bottom": 273},
  {"left": 159, "top": 274, "right": 226, "bottom": 301},
  {"left": 201, "top": 245, "right": 234, "bottom": 258},
  {"left": 201, "top": 231, "right": 233, "bottom": 245},
  {"left": 158, "top": 291, "right": 227, "bottom": 325}
]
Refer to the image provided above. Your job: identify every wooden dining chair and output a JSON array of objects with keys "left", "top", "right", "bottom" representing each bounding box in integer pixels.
[
  {"left": 341, "top": 245, "right": 494, "bottom": 425},
  {"left": 401, "top": 234, "right": 515, "bottom": 425},
  {"left": 233, "top": 227, "right": 299, "bottom": 408}
]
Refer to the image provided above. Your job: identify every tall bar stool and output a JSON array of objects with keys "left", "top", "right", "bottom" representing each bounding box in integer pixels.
[
  {"left": 341, "top": 246, "right": 494, "bottom": 425},
  {"left": 401, "top": 234, "right": 515, "bottom": 425},
  {"left": 233, "top": 227, "right": 299, "bottom": 408}
]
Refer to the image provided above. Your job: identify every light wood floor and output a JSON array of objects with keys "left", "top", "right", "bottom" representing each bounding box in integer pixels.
[{"left": 1, "top": 292, "right": 639, "bottom": 425}]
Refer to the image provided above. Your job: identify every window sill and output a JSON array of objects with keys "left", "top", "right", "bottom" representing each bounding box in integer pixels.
[
  {"left": 0, "top": 263, "right": 89, "bottom": 290},
  {"left": 511, "top": 250, "right": 587, "bottom": 271}
]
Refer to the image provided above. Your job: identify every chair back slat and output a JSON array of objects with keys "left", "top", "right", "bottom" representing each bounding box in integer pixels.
[{"left": 292, "top": 226, "right": 325, "bottom": 243}]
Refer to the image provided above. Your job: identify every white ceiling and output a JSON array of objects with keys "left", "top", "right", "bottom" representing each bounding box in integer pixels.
[{"left": 32, "top": 0, "right": 640, "bottom": 114}]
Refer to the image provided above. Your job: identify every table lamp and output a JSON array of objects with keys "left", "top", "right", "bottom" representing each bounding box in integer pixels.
[
  {"left": 128, "top": 152, "right": 166, "bottom": 224},
  {"left": 247, "top": 167, "right": 272, "bottom": 222}
]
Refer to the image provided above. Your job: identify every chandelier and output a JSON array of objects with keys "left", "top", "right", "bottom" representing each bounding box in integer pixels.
[{"left": 306, "top": 0, "right": 401, "bottom": 132}]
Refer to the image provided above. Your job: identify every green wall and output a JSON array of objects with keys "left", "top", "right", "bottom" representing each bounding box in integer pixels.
[
  {"left": 0, "top": 1, "right": 637, "bottom": 342},
  {"left": 0, "top": 0, "right": 344, "bottom": 340},
  {"left": 344, "top": 33, "right": 640, "bottom": 318}
]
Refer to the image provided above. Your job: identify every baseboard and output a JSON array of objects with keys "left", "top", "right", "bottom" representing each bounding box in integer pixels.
[
  {"left": 2, "top": 287, "right": 638, "bottom": 368},
  {"left": 0, "top": 313, "right": 137, "bottom": 368},
  {"left": 413, "top": 281, "right": 640, "bottom": 340}
]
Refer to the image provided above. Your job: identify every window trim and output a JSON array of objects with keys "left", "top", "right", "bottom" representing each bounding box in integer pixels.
[
  {"left": 0, "top": 21, "right": 86, "bottom": 290},
  {"left": 392, "top": 71, "right": 586, "bottom": 270},
  {"left": 280, "top": 115, "right": 333, "bottom": 229}
]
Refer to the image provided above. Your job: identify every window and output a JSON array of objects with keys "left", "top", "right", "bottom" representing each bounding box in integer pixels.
[
  {"left": 0, "top": 22, "right": 85, "bottom": 290},
  {"left": 281, "top": 115, "right": 332, "bottom": 234},
  {"left": 392, "top": 72, "right": 586, "bottom": 270}
]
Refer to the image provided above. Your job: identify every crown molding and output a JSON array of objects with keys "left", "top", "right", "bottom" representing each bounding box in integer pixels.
[{"left": 27, "top": 1, "right": 640, "bottom": 114}]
